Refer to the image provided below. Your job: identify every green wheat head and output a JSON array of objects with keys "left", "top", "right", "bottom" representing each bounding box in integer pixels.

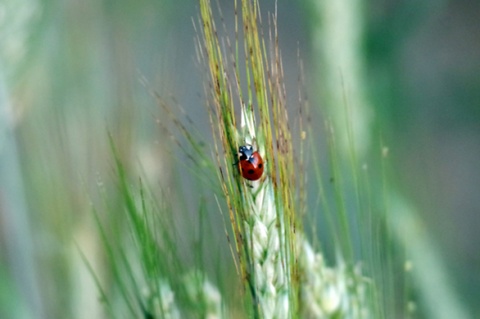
[
  {"left": 89, "top": 1, "right": 399, "bottom": 318},
  {"left": 197, "top": 0, "right": 369, "bottom": 318}
]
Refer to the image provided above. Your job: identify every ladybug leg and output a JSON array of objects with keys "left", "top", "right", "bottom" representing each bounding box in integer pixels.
[
  {"left": 233, "top": 152, "right": 242, "bottom": 166},
  {"left": 233, "top": 155, "right": 240, "bottom": 166}
]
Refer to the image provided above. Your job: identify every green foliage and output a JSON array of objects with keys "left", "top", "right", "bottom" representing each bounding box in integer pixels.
[{"left": 1, "top": 0, "right": 472, "bottom": 318}]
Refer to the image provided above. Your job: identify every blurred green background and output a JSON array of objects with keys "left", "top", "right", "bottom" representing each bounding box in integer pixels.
[{"left": 1, "top": 0, "right": 479, "bottom": 318}]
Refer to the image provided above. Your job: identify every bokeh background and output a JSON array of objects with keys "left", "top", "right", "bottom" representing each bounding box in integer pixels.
[{"left": 1, "top": 0, "right": 479, "bottom": 318}]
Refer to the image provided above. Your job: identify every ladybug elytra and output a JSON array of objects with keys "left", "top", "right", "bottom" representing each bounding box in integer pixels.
[{"left": 238, "top": 145, "right": 264, "bottom": 181}]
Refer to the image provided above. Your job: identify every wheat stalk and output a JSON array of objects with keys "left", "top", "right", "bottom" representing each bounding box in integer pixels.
[
  {"left": 196, "top": 0, "right": 384, "bottom": 318},
  {"left": 144, "top": 281, "right": 181, "bottom": 319},
  {"left": 197, "top": 0, "right": 295, "bottom": 317},
  {"left": 298, "top": 237, "right": 368, "bottom": 319},
  {"left": 239, "top": 109, "right": 290, "bottom": 318},
  {"left": 184, "top": 271, "right": 225, "bottom": 319}
]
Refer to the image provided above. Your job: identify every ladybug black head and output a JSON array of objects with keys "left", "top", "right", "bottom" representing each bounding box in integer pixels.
[{"left": 238, "top": 144, "right": 254, "bottom": 161}]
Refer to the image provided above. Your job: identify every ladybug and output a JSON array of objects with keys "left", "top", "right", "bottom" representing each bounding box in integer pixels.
[{"left": 238, "top": 145, "right": 264, "bottom": 181}]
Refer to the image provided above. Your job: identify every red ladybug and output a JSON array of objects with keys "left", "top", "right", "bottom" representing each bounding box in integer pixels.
[{"left": 238, "top": 145, "right": 264, "bottom": 181}]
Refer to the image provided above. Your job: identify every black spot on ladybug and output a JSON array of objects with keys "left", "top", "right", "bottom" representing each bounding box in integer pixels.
[
  {"left": 248, "top": 169, "right": 255, "bottom": 175},
  {"left": 258, "top": 163, "right": 263, "bottom": 168}
]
